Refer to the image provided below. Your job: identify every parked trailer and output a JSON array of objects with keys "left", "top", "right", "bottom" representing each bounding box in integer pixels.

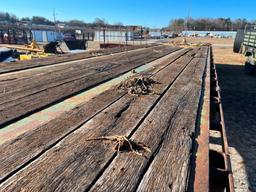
[{"left": 234, "top": 25, "right": 256, "bottom": 74}]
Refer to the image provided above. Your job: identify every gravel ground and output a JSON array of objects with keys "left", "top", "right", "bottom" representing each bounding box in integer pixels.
[{"left": 213, "top": 45, "right": 256, "bottom": 192}]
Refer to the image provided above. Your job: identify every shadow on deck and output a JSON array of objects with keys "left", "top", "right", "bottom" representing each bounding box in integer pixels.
[{"left": 216, "top": 63, "right": 256, "bottom": 191}]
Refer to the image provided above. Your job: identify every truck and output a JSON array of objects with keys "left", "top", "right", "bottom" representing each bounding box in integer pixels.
[{"left": 233, "top": 25, "right": 256, "bottom": 74}]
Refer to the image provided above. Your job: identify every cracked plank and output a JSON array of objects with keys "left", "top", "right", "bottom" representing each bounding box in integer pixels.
[
  {"left": 0, "top": 46, "right": 179, "bottom": 126},
  {"left": 89, "top": 49, "right": 208, "bottom": 192},
  {"left": 0, "top": 48, "right": 198, "bottom": 191},
  {"left": 0, "top": 45, "right": 153, "bottom": 74}
]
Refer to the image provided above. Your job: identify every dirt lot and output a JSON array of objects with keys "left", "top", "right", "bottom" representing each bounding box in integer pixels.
[
  {"left": 215, "top": 48, "right": 256, "bottom": 192},
  {"left": 185, "top": 37, "right": 256, "bottom": 192}
]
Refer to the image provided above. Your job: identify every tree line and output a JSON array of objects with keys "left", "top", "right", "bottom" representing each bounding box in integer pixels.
[
  {"left": 168, "top": 18, "right": 255, "bottom": 32},
  {"left": 1, "top": 11, "right": 254, "bottom": 31},
  {"left": 0, "top": 12, "right": 124, "bottom": 28}
]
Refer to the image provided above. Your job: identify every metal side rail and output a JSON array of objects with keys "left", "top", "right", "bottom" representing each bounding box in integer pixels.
[
  {"left": 209, "top": 47, "right": 234, "bottom": 192},
  {"left": 191, "top": 46, "right": 234, "bottom": 192},
  {"left": 192, "top": 46, "right": 211, "bottom": 192}
]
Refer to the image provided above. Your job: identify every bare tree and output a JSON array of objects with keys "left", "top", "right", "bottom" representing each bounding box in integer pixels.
[
  {"left": 67, "top": 19, "right": 85, "bottom": 27},
  {"left": 169, "top": 19, "right": 185, "bottom": 32},
  {"left": 94, "top": 18, "right": 108, "bottom": 26},
  {"left": 168, "top": 17, "right": 252, "bottom": 31},
  {"left": 114, "top": 22, "right": 124, "bottom": 26},
  {"left": 31, "top": 16, "right": 54, "bottom": 25}
]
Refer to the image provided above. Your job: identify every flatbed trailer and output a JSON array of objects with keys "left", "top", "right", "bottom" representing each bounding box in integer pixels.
[
  {"left": 0, "top": 45, "right": 234, "bottom": 191},
  {"left": 234, "top": 25, "right": 256, "bottom": 74}
]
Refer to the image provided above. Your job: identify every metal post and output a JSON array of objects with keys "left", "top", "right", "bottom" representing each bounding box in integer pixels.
[
  {"left": 13, "top": 29, "right": 17, "bottom": 44},
  {"left": 140, "top": 26, "right": 143, "bottom": 45},
  {"left": 7, "top": 29, "right": 11, "bottom": 44},
  {"left": 0, "top": 31, "right": 3, "bottom": 44},
  {"left": 23, "top": 30, "right": 27, "bottom": 44},
  {"left": 103, "top": 28, "right": 106, "bottom": 45},
  {"left": 125, "top": 30, "right": 128, "bottom": 46}
]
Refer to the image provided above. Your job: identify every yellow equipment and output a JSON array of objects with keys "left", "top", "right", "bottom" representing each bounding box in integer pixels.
[
  {"left": 25, "top": 40, "right": 41, "bottom": 50},
  {"left": 20, "top": 52, "right": 53, "bottom": 61},
  {"left": 0, "top": 40, "right": 42, "bottom": 53}
]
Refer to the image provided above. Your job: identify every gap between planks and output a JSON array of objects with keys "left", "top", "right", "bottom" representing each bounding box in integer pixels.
[
  {"left": 0, "top": 47, "right": 202, "bottom": 190},
  {"left": 0, "top": 48, "right": 194, "bottom": 185},
  {"left": 0, "top": 46, "right": 179, "bottom": 127}
]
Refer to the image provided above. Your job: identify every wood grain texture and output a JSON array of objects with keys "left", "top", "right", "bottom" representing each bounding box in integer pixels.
[
  {"left": 136, "top": 59, "right": 207, "bottom": 192},
  {"left": 0, "top": 48, "right": 191, "bottom": 183},
  {"left": 0, "top": 88, "right": 124, "bottom": 182},
  {"left": 0, "top": 46, "right": 162, "bottom": 95},
  {"left": 0, "top": 46, "right": 179, "bottom": 126},
  {"left": 0, "top": 46, "right": 175, "bottom": 100},
  {"left": 0, "top": 48, "right": 197, "bottom": 191},
  {"left": 89, "top": 54, "right": 207, "bottom": 192},
  {"left": 0, "top": 44, "right": 152, "bottom": 74}
]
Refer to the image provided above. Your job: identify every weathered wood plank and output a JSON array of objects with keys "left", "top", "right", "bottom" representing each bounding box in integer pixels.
[
  {"left": 88, "top": 55, "right": 207, "bottom": 192},
  {"left": 0, "top": 44, "right": 152, "bottom": 74},
  {"left": 0, "top": 88, "right": 124, "bottom": 182},
  {"left": 0, "top": 46, "right": 175, "bottom": 101},
  {"left": 0, "top": 48, "right": 192, "bottom": 183},
  {"left": 0, "top": 49, "right": 143, "bottom": 102},
  {"left": 0, "top": 46, "right": 179, "bottom": 126},
  {"left": 0, "top": 48, "right": 198, "bottom": 191},
  {"left": 0, "top": 46, "right": 177, "bottom": 108},
  {"left": 136, "top": 58, "right": 208, "bottom": 192},
  {"left": 0, "top": 46, "right": 161, "bottom": 89}
]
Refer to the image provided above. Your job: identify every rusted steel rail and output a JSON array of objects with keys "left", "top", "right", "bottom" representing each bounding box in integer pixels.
[
  {"left": 192, "top": 46, "right": 234, "bottom": 192},
  {"left": 209, "top": 47, "right": 234, "bottom": 192},
  {"left": 192, "top": 45, "right": 211, "bottom": 192}
]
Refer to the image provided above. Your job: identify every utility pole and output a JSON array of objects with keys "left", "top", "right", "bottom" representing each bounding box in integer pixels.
[
  {"left": 53, "top": 9, "right": 59, "bottom": 40},
  {"left": 184, "top": 0, "right": 191, "bottom": 44},
  {"left": 103, "top": 28, "right": 106, "bottom": 45},
  {"left": 140, "top": 26, "right": 143, "bottom": 45},
  {"left": 53, "top": 9, "right": 57, "bottom": 31}
]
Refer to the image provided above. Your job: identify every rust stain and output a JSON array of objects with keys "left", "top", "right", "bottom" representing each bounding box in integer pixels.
[{"left": 194, "top": 47, "right": 210, "bottom": 192}]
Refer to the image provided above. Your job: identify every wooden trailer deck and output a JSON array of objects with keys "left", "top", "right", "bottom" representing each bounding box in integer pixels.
[
  {"left": 0, "top": 44, "right": 155, "bottom": 74},
  {"left": 0, "top": 45, "right": 230, "bottom": 191}
]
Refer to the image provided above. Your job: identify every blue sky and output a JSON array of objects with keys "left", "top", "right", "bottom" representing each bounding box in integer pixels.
[{"left": 1, "top": 0, "right": 255, "bottom": 28}]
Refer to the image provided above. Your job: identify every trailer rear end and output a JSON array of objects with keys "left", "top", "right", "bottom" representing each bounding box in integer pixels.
[{"left": 234, "top": 26, "right": 256, "bottom": 74}]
